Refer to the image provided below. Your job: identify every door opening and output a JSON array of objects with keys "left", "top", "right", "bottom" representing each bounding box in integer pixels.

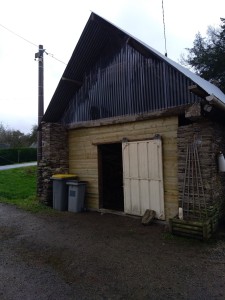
[{"left": 98, "top": 143, "right": 124, "bottom": 211}]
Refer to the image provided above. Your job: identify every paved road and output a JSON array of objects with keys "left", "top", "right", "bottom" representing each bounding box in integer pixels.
[{"left": 0, "top": 162, "right": 37, "bottom": 171}]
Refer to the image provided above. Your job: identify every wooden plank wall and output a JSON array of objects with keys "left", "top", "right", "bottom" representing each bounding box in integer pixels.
[{"left": 68, "top": 116, "right": 178, "bottom": 220}]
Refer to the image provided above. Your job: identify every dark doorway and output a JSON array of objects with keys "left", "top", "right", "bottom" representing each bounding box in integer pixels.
[{"left": 98, "top": 143, "right": 124, "bottom": 211}]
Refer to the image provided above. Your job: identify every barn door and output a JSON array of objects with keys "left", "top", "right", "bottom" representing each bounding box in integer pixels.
[{"left": 122, "top": 139, "right": 165, "bottom": 219}]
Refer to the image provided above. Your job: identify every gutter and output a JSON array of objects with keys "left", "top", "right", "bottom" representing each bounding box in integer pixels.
[{"left": 205, "top": 94, "right": 225, "bottom": 112}]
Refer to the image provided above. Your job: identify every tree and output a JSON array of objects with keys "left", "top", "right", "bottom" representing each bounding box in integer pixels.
[
  {"left": 0, "top": 123, "right": 37, "bottom": 148},
  {"left": 27, "top": 124, "right": 38, "bottom": 146},
  {"left": 181, "top": 18, "right": 225, "bottom": 93}
]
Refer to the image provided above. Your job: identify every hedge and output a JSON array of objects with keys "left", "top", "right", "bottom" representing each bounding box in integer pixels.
[{"left": 0, "top": 148, "right": 37, "bottom": 166}]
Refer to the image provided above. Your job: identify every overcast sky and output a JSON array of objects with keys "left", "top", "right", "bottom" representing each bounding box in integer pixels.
[{"left": 0, "top": 0, "right": 224, "bottom": 133}]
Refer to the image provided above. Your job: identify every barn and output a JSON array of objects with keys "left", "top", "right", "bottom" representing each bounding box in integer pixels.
[{"left": 38, "top": 13, "right": 225, "bottom": 234}]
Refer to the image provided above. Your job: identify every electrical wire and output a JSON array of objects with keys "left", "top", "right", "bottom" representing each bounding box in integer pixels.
[
  {"left": 161, "top": 0, "right": 168, "bottom": 57},
  {"left": 0, "top": 23, "right": 38, "bottom": 47},
  {"left": 45, "top": 51, "right": 67, "bottom": 65},
  {"left": 0, "top": 23, "right": 67, "bottom": 65}
]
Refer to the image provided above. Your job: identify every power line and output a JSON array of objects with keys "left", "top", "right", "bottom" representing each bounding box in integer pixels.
[
  {"left": 161, "top": 0, "right": 168, "bottom": 57},
  {"left": 0, "top": 23, "right": 67, "bottom": 65},
  {"left": 45, "top": 51, "right": 67, "bottom": 65},
  {"left": 0, "top": 23, "right": 38, "bottom": 47}
]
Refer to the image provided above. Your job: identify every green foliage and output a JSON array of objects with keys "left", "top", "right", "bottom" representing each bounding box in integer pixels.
[
  {"left": 182, "top": 18, "right": 225, "bottom": 93},
  {"left": 29, "top": 124, "right": 38, "bottom": 145},
  {"left": 0, "top": 167, "right": 36, "bottom": 199},
  {"left": 0, "top": 123, "right": 37, "bottom": 148},
  {"left": 0, "top": 166, "right": 52, "bottom": 213},
  {"left": 0, "top": 148, "right": 37, "bottom": 165}
]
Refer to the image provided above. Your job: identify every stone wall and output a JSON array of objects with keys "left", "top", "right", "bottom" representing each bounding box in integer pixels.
[
  {"left": 178, "top": 119, "right": 225, "bottom": 221},
  {"left": 37, "top": 122, "right": 69, "bottom": 205}
]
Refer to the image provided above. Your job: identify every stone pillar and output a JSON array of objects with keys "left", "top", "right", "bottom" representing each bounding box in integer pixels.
[{"left": 37, "top": 122, "right": 69, "bottom": 206}]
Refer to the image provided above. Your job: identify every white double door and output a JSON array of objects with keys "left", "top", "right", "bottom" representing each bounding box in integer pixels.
[{"left": 122, "top": 139, "right": 165, "bottom": 220}]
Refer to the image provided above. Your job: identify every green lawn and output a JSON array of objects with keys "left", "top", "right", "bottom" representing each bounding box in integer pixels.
[{"left": 0, "top": 166, "right": 52, "bottom": 213}]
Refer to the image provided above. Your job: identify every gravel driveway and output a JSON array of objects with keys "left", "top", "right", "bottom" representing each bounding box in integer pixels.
[{"left": 0, "top": 203, "right": 225, "bottom": 300}]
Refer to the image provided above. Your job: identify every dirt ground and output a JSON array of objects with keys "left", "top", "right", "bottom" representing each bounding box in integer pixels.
[{"left": 0, "top": 203, "right": 225, "bottom": 300}]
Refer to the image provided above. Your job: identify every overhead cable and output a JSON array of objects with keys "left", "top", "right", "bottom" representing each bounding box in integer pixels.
[
  {"left": 45, "top": 51, "right": 67, "bottom": 65},
  {"left": 0, "top": 23, "right": 66, "bottom": 65},
  {"left": 0, "top": 23, "right": 38, "bottom": 47},
  {"left": 161, "top": 0, "right": 168, "bottom": 57}
]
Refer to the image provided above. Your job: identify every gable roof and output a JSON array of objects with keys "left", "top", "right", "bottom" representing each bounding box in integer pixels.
[{"left": 42, "top": 12, "right": 225, "bottom": 123}]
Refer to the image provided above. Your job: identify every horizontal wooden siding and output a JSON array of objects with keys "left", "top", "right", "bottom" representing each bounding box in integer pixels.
[{"left": 68, "top": 116, "right": 178, "bottom": 220}]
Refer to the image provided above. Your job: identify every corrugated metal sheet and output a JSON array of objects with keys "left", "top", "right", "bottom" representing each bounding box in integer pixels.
[
  {"left": 61, "top": 44, "right": 198, "bottom": 124},
  {"left": 43, "top": 13, "right": 128, "bottom": 122},
  {"left": 141, "top": 42, "right": 225, "bottom": 103},
  {"left": 122, "top": 139, "right": 165, "bottom": 219},
  {"left": 42, "top": 12, "right": 225, "bottom": 123}
]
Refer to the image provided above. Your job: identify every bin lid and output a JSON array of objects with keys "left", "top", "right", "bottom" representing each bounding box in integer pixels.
[{"left": 51, "top": 174, "right": 77, "bottom": 179}]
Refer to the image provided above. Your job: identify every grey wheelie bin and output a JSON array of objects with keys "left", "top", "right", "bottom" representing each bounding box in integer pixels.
[
  {"left": 51, "top": 174, "right": 77, "bottom": 211},
  {"left": 66, "top": 181, "right": 87, "bottom": 212}
]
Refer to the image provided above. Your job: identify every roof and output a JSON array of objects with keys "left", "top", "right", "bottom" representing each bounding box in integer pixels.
[
  {"left": 42, "top": 12, "right": 225, "bottom": 123},
  {"left": 163, "top": 56, "right": 225, "bottom": 103}
]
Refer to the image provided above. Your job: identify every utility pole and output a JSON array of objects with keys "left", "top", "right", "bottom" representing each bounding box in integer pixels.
[{"left": 35, "top": 45, "right": 44, "bottom": 164}]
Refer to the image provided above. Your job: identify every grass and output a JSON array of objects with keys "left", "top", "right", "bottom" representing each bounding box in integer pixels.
[{"left": 0, "top": 166, "right": 52, "bottom": 213}]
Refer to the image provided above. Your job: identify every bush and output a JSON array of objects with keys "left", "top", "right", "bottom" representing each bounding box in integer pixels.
[{"left": 0, "top": 148, "right": 37, "bottom": 165}]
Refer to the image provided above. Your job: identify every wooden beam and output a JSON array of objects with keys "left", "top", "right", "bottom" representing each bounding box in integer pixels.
[
  {"left": 92, "top": 134, "right": 161, "bottom": 145},
  {"left": 67, "top": 105, "right": 188, "bottom": 130},
  {"left": 61, "top": 77, "right": 82, "bottom": 87},
  {"left": 127, "top": 38, "right": 158, "bottom": 59},
  {"left": 188, "top": 85, "right": 207, "bottom": 98}
]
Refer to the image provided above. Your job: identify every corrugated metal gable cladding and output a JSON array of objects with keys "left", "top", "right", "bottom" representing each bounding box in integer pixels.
[
  {"left": 65, "top": 22, "right": 105, "bottom": 81},
  {"left": 61, "top": 44, "right": 198, "bottom": 124},
  {"left": 42, "top": 13, "right": 200, "bottom": 123},
  {"left": 43, "top": 14, "right": 127, "bottom": 122}
]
